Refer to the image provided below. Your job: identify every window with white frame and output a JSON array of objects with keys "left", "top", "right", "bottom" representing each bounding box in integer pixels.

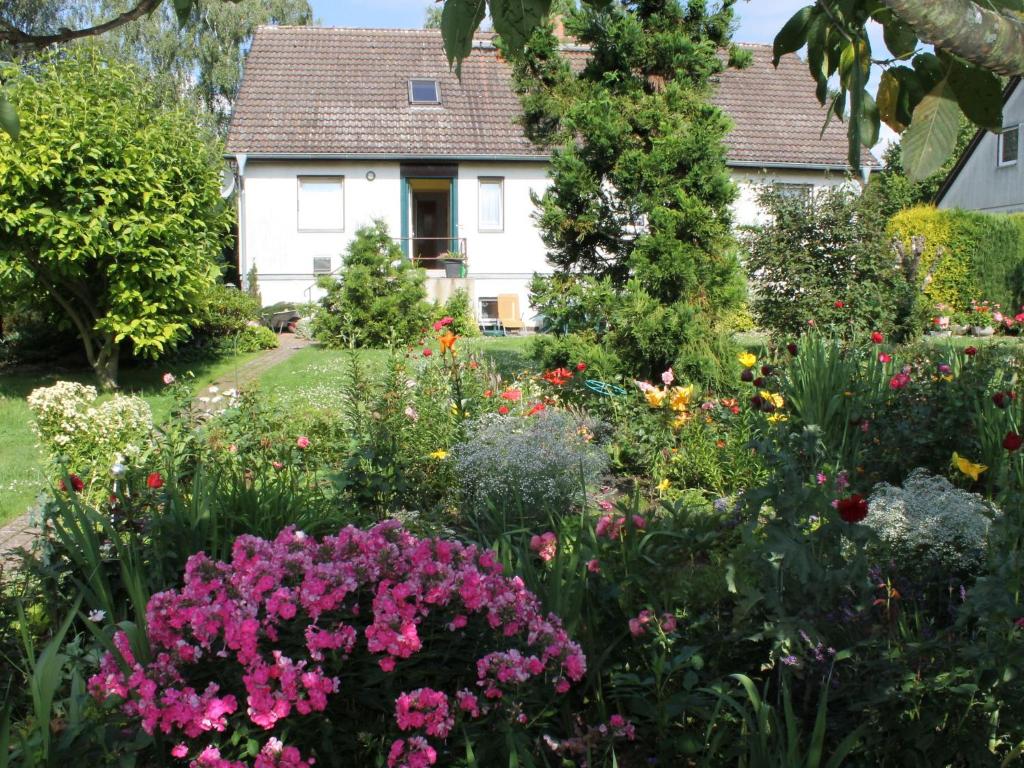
[
  {"left": 479, "top": 297, "right": 499, "bottom": 321},
  {"left": 409, "top": 79, "right": 441, "bottom": 104},
  {"left": 297, "top": 176, "right": 344, "bottom": 231},
  {"left": 478, "top": 177, "right": 504, "bottom": 232},
  {"left": 999, "top": 125, "right": 1019, "bottom": 167}
]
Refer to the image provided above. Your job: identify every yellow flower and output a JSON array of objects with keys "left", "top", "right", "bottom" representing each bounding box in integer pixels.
[
  {"left": 738, "top": 352, "right": 757, "bottom": 369},
  {"left": 645, "top": 388, "right": 666, "bottom": 408},
  {"left": 673, "top": 413, "right": 690, "bottom": 429},
  {"left": 429, "top": 450, "right": 449, "bottom": 460},
  {"left": 760, "top": 391, "right": 785, "bottom": 409},
  {"left": 656, "top": 478, "right": 671, "bottom": 493},
  {"left": 952, "top": 452, "right": 987, "bottom": 481},
  {"left": 668, "top": 385, "right": 693, "bottom": 412}
]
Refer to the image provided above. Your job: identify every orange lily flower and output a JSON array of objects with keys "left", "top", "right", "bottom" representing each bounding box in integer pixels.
[{"left": 439, "top": 331, "right": 458, "bottom": 353}]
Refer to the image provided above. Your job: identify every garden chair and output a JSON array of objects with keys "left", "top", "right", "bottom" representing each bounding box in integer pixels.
[{"left": 497, "top": 294, "right": 525, "bottom": 334}]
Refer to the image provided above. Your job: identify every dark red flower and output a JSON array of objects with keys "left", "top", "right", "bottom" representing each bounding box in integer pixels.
[
  {"left": 750, "top": 395, "right": 764, "bottom": 410},
  {"left": 59, "top": 474, "right": 84, "bottom": 493},
  {"left": 994, "top": 391, "right": 1010, "bottom": 408},
  {"left": 761, "top": 365, "right": 774, "bottom": 376},
  {"left": 834, "top": 300, "right": 845, "bottom": 308},
  {"left": 753, "top": 377, "right": 765, "bottom": 388},
  {"left": 146, "top": 471, "right": 164, "bottom": 489},
  {"left": 786, "top": 343, "right": 798, "bottom": 356},
  {"left": 1004, "top": 432, "right": 1023, "bottom": 452},
  {"left": 964, "top": 346, "right": 977, "bottom": 357},
  {"left": 836, "top": 494, "right": 869, "bottom": 524},
  {"left": 870, "top": 331, "right": 884, "bottom": 344},
  {"left": 740, "top": 369, "right": 754, "bottom": 383}
]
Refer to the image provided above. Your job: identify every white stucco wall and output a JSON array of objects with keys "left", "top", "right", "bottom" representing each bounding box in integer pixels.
[
  {"left": 939, "top": 83, "right": 1024, "bottom": 213},
  {"left": 238, "top": 159, "right": 858, "bottom": 318},
  {"left": 238, "top": 159, "right": 552, "bottom": 321},
  {"left": 730, "top": 167, "right": 855, "bottom": 227}
]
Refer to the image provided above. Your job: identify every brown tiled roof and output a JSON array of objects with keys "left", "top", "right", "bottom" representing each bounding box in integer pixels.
[
  {"left": 227, "top": 27, "right": 877, "bottom": 169},
  {"left": 712, "top": 43, "right": 878, "bottom": 168}
]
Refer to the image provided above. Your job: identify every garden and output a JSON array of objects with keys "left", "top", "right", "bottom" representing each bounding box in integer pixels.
[{"left": 3, "top": 1, "right": 1024, "bottom": 765}]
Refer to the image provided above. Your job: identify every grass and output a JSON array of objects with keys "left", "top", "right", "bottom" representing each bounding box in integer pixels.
[
  {"left": 0, "top": 351, "right": 261, "bottom": 524},
  {"left": 256, "top": 336, "right": 536, "bottom": 417}
]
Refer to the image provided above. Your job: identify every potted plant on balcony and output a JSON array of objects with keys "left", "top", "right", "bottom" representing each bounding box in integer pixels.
[
  {"left": 968, "top": 300, "right": 996, "bottom": 337},
  {"left": 441, "top": 251, "right": 467, "bottom": 278}
]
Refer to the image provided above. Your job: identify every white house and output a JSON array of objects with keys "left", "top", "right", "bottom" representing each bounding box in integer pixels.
[
  {"left": 937, "top": 79, "right": 1024, "bottom": 213},
  {"left": 225, "top": 27, "right": 877, "bottom": 324}
]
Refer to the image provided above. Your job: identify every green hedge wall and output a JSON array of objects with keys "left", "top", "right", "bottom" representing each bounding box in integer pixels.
[{"left": 888, "top": 206, "right": 1024, "bottom": 313}]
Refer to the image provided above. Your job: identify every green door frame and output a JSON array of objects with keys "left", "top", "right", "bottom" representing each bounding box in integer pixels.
[{"left": 400, "top": 175, "right": 458, "bottom": 261}]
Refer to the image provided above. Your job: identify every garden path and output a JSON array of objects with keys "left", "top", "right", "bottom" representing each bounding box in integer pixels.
[{"left": 0, "top": 333, "right": 312, "bottom": 574}]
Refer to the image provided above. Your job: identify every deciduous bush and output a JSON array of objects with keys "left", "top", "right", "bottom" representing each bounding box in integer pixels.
[
  {"left": 313, "top": 222, "right": 430, "bottom": 347},
  {"left": 432, "top": 288, "right": 479, "bottom": 337},
  {"left": 889, "top": 205, "right": 1024, "bottom": 314},
  {"left": 745, "top": 185, "right": 903, "bottom": 340}
]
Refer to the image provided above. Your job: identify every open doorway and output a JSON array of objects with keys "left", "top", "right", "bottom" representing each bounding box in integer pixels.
[{"left": 407, "top": 177, "right": 451, "bottom": 270}]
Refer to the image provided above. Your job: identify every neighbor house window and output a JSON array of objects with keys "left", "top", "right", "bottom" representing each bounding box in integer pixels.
[
  {"left": 297, "top": 176, "right": 344, "bottom": 231},
  {"left": 999, "top": 126, "right": 1019, "bottom": 166},
  {"left": 478, "top": 178, "right": 504, "bottom": 232},
  {"left": 479, "top": 297, "right": 499, "bottom": 321},
  {"left": 312, "top": 256, "right": 332, "bottom": 275},
  {"left": 773, "top": 182, "right": 813, "bottom": 198},
  {"left": 409, "top": 79, "right": 441, "bottom": 104}
]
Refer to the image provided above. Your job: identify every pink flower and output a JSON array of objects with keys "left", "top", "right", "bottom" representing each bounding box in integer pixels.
[
  {"left": 628, "top": 610, "right": 653, "bottom": 637},
  {"left": 889, "top": 372, "right": 910, "bottom": 390},
  {"left": 816, "top": 472, "right": 827, "bottom": 485},
  {"left": 296, "top": 436, "right": 310, "bottom": 449},
  {"left": 171, "top": 743, "right": 188, "bottom": 758},
  {"left": 162, "top": 372, "right": 176, "bottom": 385},
  {"left": 529, "top": 532, "right": 557, "bottom": 562},
  {"left": 661, "top": 368, "right": 675, "bottom": 387},
  {"left": 404, "top": 405, "right": 419, "bottom": 422},
  {"left": 586, "top": 559, "right": 601, "bottom": 573},
  {"left": 422, "top": 348, "right": 432, "bottom": 357},
  {"left": 661, "top": 613, "right": 677, "bottom": 633},
  {"left": 878, "top": 353, "right": 892, "bottom": 364}
]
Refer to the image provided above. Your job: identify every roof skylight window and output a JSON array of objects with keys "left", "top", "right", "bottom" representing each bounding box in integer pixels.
[{"left": 409, "top": 79, "right": 441, "bottom": 104}]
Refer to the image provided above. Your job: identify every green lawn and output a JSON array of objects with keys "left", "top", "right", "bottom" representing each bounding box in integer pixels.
[
  {"left": 0, "top": 351, "right": 261, "bottom": 524},
  {"left": 256, "top": 336, "right": 536, "bottom": 416}
]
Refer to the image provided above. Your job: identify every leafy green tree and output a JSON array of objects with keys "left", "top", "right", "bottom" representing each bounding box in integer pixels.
[
  {"left": 508, "top": 1, "right": 747, "bottom": 378},
  {"left": 424, "top": 3, "right": 443, "bottom": 28},
  {"left": 313, "top": 221, "right": 431, "bottom": 348},
  {"left": 0, "top": 48, "right": 230, "bottom": 389}
]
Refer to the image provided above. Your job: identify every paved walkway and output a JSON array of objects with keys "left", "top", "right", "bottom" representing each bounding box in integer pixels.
[{"left": 0, "top": 334, "right": 312, "bottom": 572}]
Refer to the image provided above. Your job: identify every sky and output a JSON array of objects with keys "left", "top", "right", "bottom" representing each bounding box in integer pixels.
[{"left": 307, "top": 0, "right": 896, "bottom": 151}]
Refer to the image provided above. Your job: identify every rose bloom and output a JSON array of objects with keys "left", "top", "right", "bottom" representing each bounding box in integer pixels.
[
  {"left": 162, "top": 372, "right": 175, "bottom": 385},
  {"left": 146, "top": 471, "right": 164, "bottom": 489},
  {"left": 870, "top": 331, "right": 884, "bottom": 344},
  {"left": 964, "top": 346, "right": 978, "bottom": 357},
  {"left": 836, "top": 494, "right": 869, "bottom": 523},
  {"left": 296, "top": 436, "right": 311, "bottom": 449}
]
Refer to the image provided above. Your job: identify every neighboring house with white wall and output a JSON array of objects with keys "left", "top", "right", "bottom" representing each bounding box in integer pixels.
[
  {"left": 937, "top": 79, "right": 1024, "bottom": 213},
  {"left": 225, "top": 28, "right": 877, "bottom": 323}
]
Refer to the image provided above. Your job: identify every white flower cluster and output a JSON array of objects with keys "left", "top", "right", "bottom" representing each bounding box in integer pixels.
[
  {"left": 27, "top": 381, "right": 155, "bottom": 479},
  {"left": 866, "top": 468, "right": 997, "bottom": 576}
]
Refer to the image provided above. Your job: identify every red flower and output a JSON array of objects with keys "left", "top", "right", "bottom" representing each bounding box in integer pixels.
[
  {"left": 497, "top": 405, "right": 510, "bottom": 415},
  {"left": 993, "top": 391, "right": 1015, "bottom": 408},
  {"left": 878, "top": 353, "right": 892, "bottom": 364},
  {"left": 59, "top": 474, "right": 84, "bottom": 493},
  {"left": 527, "top": 402, "right": 546, "bottom": 416},
  {"left": 870, "top": 331, "right": 884, "bottom": 344},
  {"left": 146, "top": 472, "right": 164, "bottom": 489},
  {"left": 542, "top": 368, "right": 574, "bottom": 386},
  {"left": 1004, "top": 432, "right": 1023, "bottom": 452},
  {"left": 964, "top": 346, "right": 978, "bottom": 357},
  {"left": 576, "top": 361, "right": 587, "bottom": 372},
  {"left": 834, "top": 300, "right": 845, "bottom": 308},
  {"left": 786, "top": 343, "right": 798, "bottom": 356},
  {"left": 500, "top": 389, "right": 522, "bottom": 401},
  {"left": 483, "top": 389, "right": 493, "bottom": 398},
  {"left": 889, "top": 372, "right": 910, "bottom": 390},
  {"left": 836, "top": 494, "right": 868, "bottom": 524},
  {"left": 422, "top": 349, "right": 433, "bottom": 357}
]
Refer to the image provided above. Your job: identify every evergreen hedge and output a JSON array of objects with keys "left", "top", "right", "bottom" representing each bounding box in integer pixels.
[{"left": 889, "top": 206, "right": 1024, "bottom": 313}]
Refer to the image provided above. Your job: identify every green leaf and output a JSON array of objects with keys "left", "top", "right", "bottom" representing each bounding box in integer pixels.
[
  {"left": 489, "top": 0, "right": 551, "bottom": 54},
  {"left": 773, "top": 6, "right": 813, "bottom": 66},
  {"left": 441, "top": 0, "right": 487, "bottom": 75},
  {"left": 948, "top": 62, "right": 1003, "bottom": 132},
  {"left": 859, "top": 88, "right": 880, "bottom": 148},
  {"left": 877, "top": 70, "right": 906, "bottom": 132},
  {"left": 172, "top": 0, "right": 193, "bottom": 26},
  {"left": 0, "top": 94, "right": 19, "bottom": 141},
  {"left": 901, "top": 79, "right": 961, "bottom": 181},
  {"left": 882, "top": 17, "right": 917, "bottom": 59}
]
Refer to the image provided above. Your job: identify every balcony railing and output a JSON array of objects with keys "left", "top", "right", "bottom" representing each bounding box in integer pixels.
[{"left": 394, "top": 237, "right": 468, "bottom": 272}]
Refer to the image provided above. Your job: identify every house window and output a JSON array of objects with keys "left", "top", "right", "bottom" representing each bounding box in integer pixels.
[
  {"left": 478, "top": 178, "right": 504, "bottom": 232},
  {"left": 479, "top": 297, "right": 499, "bottom": 321},
  {"left": 773, "top": 182, "right": 813, "bottom": 199},
  {"left": 999, "top": 126, "right": 1019, "bottom": 167},
  {"left": 297, "top": 176, "right": 344, "bottom": 231},
  {"left": 409, "top": 79, "right": 441, "bottom": 104},
  {"left": 312, "top": 256, "right": 332, "bottom": 275}
]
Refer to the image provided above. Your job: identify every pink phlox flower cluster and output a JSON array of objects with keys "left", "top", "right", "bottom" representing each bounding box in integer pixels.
[
  {"left": 89, "top": 522, "right": 584, "bottom": 766},
  {"left": 529, "top": 532, "right": 557, "bottom": 562}
]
